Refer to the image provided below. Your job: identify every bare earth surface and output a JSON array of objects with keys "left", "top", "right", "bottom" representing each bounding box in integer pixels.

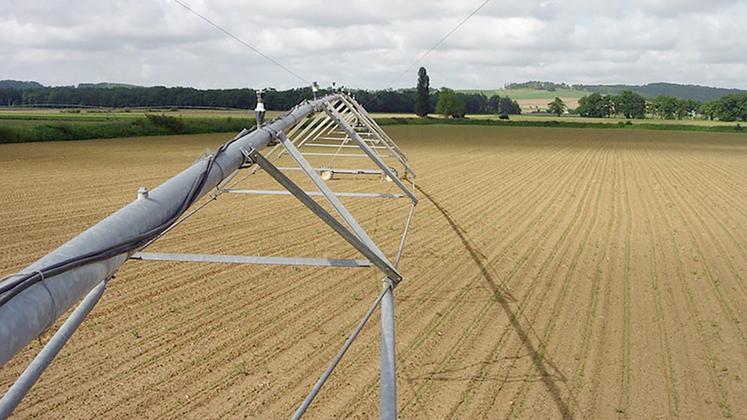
[{"left": 1, "top": 126, "right": 746, "bottom": 419}]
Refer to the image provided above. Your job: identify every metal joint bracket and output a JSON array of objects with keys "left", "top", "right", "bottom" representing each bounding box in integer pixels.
[{"left": 239, "top": 148, "right": 255, "bottom": 168}]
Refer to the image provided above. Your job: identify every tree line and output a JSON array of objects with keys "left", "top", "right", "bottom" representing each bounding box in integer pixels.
[
  {"left": 0, "top": 85, "right": 308, "bottom": 111},
  {"left": 0, "top": 84, "right": 385, "bottom": 111},
  {"left": 571, "top": 91, "right": 747, "bottom": 121},
  {"left": 432, "top": 88, "right": 520, "bottom": 118},
  {"left": 0, "top": 70, "right": 520, "bottom": 118},
  {"left": 7, "top": 71, "right": 741, "bottom": 121}
]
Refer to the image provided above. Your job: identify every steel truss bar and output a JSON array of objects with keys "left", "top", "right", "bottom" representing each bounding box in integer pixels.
[
  {"left": 304, "top": 143, "right": 387, "bottom": 149},
  {"left": 341, "top": 98, "right": 400, "bottom": 143},
  {"left": 292, "top": 284, "right": 390, "bottom": 420},
  {"left": 294, "top": 102, "right": 343, "bottom": 144},
  {"left": 354, "top": 111, "right": 417, "bottom": 182},
  {"left": 282, "top": 112, "right": 331, "bottom": 152},
  {"left": 328, "top": 106, "right": 397, "bottom": 160},
  {"left": 380, "top": 185, "right": 417, "bottom": 419},
  {"left": 0, "top": 279, "right": 109, "bottom": 418},
  {"left": 294, "top": 188, "right": 416, "bottom": 420},
  {"left": 301, "top": 152, "right": 369, "bottom": 158},
  {"left": 395, "top": 204, "right": 417, "bottom": 266},
  {"left": 274, "top": 167, "right": 384, "bottom": 175},
  {"left": 274, "top": 133, "right": 395, "bottom": 269},
  {"left": 271, "top": 110, "right": 328, "bottom": 159},
  {"left": 288, "top": 115, "right": 339, "bottom": 153},
  {"left": 343, "top": 97, "right": 411, "bottom": 164},
  {"left": 244, "top": 149, "right": 401, "bottom": 283},
  {"left": 274, "top": 124, "right": 405, "bottom": 419},
  {"left": 225, "top": 189, "right": 403, "bottom": 199},
  {"left": 338, "top": 97, "right": 414, "bottom": 178},
  {"left": 130, "top": 252, "right": 370, "bottom": 268},
  {"left": 278, "top": 101, "right": 346, "bottom": 159},
  {"left": 325, "top": 105, "right": 418, "bottom": 205},
  {"left": 316, "top": 126, "right": 393, "bottom": 167},
  {"left": 380, "top": 285, "right": 397, "bottom": 419}
]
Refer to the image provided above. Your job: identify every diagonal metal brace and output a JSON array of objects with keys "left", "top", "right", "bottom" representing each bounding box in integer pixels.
[
  {"left": 324, "top": 104, "right": 418, "bottom": 205},
  {"left": 242, "top": 148, "right": 401, "bottom": 284},
  {"left": 274, "top": 132, "right": 392, "bottom": 264},
  {"left": 131, "top": 252, "right": 372, "bottom": 268},
  {"left": 338, "top": 96, "right": 413, "bottom": 173}
]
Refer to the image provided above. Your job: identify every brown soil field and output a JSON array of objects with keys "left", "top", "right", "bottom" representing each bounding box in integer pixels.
[
  {"left": 518, "top": 97, "right": 580, "bottom": 111},
  {"left": 1, "top": 126, "right": 746, "bottom": 419}
]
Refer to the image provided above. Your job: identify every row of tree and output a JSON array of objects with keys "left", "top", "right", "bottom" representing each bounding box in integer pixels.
[
  {"left": 505, "top": 81, "right": 572, "bottom": 91},
  {"left": 576, "top": 91, "right": 648, "bottom": 118},
  {"left": 429, "top": 89, "right": 522, "bottom": 118},
  {"left": 700, "top": 94, "right": 747, "bottom": 121},
  {"left": 572, "top": 91, "right": 747, "bottom": 121},
  {"left": 0, "top": 80, "right": 521, "bottom": 120},
  {"left": 0, "top": 83, "right": 518, "bottom": 116},
  {"left": 415, "top": 66, "right": 521, "bottom": 118}
]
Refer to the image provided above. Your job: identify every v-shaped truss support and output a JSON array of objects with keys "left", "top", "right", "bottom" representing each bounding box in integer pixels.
[
  {"left": 240, "top": 146, "right": 402, "bottom": 283},
  {"left": 233, "top": 95, "right": 416, "bottom": 419},
  {"left": 323, "top": 104, "right": 418, "bottom": 204},
  {"left": 128, "top": 94, "right": 414, "bottom": 418},
  {"left": 138, "top": 94, "right": 415, "bottom": 418}
]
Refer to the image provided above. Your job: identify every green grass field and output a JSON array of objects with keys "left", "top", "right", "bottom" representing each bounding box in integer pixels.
[
  {"left": 0, "top": 108, "right": 283, "bottom": 121},
  {"left": 0, "top": 108, "right": 284, "bottom": 143},
  {"left": 372, "top": 112, "right": 744, "bottom": 128},
  {"left": 373, "top": 114, "right": 746, "bottom": 134},
  {"left": 469, "top": 113, "right": 743, "bottom": 127},
  {"left": 1, "top": 107, "right": 744, "bottom": 143}
]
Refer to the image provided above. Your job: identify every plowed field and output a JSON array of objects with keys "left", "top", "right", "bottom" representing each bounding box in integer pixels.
[{"left": 1, "top": 126, "right": 746, "bottom": 419}]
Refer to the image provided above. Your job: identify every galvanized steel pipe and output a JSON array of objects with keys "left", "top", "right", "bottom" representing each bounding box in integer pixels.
[
  {"left": 0, "top": 279, "right": 109, "bottom": 417},
  {"left": 0, "top": 94, "right": 340, "bottom": 366}
]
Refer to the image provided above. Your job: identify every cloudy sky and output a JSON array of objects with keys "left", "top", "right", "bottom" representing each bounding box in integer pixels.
[{"left": 1, "top": 0, "right": 745, "bottom": 90}]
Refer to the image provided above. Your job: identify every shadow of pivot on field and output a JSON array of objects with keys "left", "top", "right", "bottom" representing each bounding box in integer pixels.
[{"left": 414, "top": 184, "right": 574, "bottom": 419}]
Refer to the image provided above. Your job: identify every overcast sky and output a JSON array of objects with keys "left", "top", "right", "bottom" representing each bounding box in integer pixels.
[{"left": 1, "top": 0, "right": 745, "bottom": 90}]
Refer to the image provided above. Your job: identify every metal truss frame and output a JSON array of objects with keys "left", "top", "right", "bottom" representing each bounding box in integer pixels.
[{"left": 0, "top": 94, "right": 416, "bottom": 420}]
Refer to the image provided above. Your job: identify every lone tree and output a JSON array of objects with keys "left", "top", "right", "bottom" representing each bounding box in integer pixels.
[
  {"left": 435, "top": 88, "right": 466, "bottom": 118},
  {"left": 547, "top": 97, "right": 567, "bottom": 116},
  {"left": 415, "top": 67, "right": 430, "bottom": 117}
]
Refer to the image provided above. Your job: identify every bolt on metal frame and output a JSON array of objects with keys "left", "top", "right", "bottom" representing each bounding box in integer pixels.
[{"left": 0, "top": 94, "right": 416, "bottom": 419}]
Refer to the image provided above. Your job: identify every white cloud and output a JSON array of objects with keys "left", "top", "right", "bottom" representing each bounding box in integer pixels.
[{"left": 0, "top": 0, "right": 745, "bottom": 89}]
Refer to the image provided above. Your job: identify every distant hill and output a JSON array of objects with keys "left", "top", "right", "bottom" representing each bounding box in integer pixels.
[
  {"left": 504, "top": 81, "right": 573, "bottom": 91},
  {"left": 484, "top": 81, "right": 747, "bottom": 103},
  {"left": 0, "top": 80, "right": 45, "bottom": 90},
  {"left": 461, "top": 81, "right": 747, "bottom": 111},
  {"left": 460, "top": 87, "right": 590, "bottom": 100},
  {"left": 77, "top": 82, "right": 142, "bottom": 89},
  {"left": 0, "top": 80, "right": 143, "bottom": 90},
  {"left": 576, "top": 83, "right": 747, "bottom": 102}
]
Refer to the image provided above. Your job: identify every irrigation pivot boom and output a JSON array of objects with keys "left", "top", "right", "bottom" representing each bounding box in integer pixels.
[{"left": 0, "top": 94, "right": 417, "bottom": 419}]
